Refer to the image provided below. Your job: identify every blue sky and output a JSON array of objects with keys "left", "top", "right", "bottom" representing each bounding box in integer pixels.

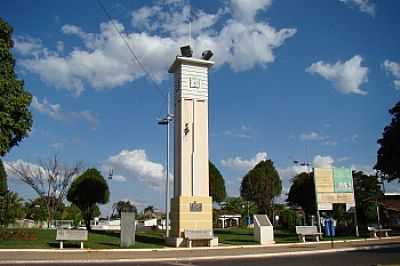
[{"left": 2, "top": 0, "right": 399, "bottom": 215}]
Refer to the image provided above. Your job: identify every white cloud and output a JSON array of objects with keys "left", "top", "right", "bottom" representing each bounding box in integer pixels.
[
  {"left": 4, "top": 160, "right": 46, "bottom": 180},
  {"left": 56, "top": 41, "right": 64, "bottom": 53},
  {"left": 230, "top": 0, "right": 272, "bottom": 22},
  {"left": 351, "top": 164, "right": 375, "bottom": 175},
  {"left": 339, "top": 0, "right": 375, "bottom": 16},
  {"left": 278, "top": 164, "right": 310, "bottom": 180},
  {"left": 313, "top": 155, "right": 335, "bottom": 168},
  {"left": 31, "top": 96, "right": 64, "bottom": 120},
  {"left": 221, "top": 152, "right": 267, "bottom": 171},
  {"left": 300, "top": 131, "right": 323, "bottom": 141},
  {"left": 18, "top": 1, "right": 296, "bottom": 96},
  {"left": 383, "top": 60, "right": 400, "bottom": 90},
  {"left": 13, "top": 36, "right": 43, "bottom": 57},
  {"left": 102, "top": 149, "right": 165, "bottom": 190},
  {"left": 299, "top": 131, "right": 336, "bottom": 146},
  {"left": 31, "top": 96, "right": 99, "bottom": 128},
  {"left": 306, "top": 55, "right": 368, "bottom": 95}
]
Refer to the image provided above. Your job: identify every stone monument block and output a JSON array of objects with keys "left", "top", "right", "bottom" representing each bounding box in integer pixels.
[{"left": 121, "top": 212, "right": 135, "bottom": 248}]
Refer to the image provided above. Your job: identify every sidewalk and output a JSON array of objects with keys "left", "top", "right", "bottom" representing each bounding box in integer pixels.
[{"left": 0, "top": 237, "right": 399, "bottom": 264}]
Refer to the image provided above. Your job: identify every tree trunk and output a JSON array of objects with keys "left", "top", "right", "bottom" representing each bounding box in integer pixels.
[{"left": 85, "top": 206, "right": 91, "bottom": 231}]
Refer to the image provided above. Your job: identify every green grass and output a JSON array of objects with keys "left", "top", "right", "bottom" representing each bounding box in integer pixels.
[
  {"left": 214, "top": 227, "right": 301, "bottom": 245},
  {"left": 0, "top": 227, "right": 373, "bottom": 249},
  {"left": 0, "top": 229, "right": 165, "bottom": 249},
  {"left": 214, "top": 227, "right": 257, "bottom": 245}
]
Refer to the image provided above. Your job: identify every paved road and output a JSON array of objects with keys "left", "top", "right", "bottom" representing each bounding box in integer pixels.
[
  {"left": 2, "top": 246, "right": 399, "bottom": 266},
  {"left": 1, "top": 238, "right": 400, "bottom": 265}
]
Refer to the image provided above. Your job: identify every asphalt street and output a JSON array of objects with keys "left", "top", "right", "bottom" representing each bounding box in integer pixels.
[{"left": 2, "top": 246, "right": 399, "bottom": 266}]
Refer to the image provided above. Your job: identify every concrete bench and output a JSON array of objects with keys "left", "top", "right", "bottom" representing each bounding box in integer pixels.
[
  {"left": 296, "top": 226, "right": 322, "bottom": 242},
  {"left": 367, "top": 227, "right": 392, "bottom": 238},
  {"left": 56, "top": 229, "right": 88, "bottom": 249},
  {"left": 184, "top": 229, "right": 214, "bottom": 248}
]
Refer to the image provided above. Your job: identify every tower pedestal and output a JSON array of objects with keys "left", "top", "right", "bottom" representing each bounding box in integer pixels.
[
  {"left": 167, "top": 55, "right": 217, "bottom": 247},
  {"left": 167, "top": 196, "right": 217, "bottom": 247}
]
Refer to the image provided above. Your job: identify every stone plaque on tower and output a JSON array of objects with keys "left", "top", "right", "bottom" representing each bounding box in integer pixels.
[{"left": 167, "top": 53, "right": 217, "bottom": 247}]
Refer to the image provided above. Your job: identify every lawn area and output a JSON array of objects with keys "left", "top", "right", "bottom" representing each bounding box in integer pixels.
[
  {"left": 214, "top": 227, "right": 300, "bottom": 245},
  {"left": 0, "top": 227, "right": 369, "bottom": 249},
  {"left": 214, "top": 227, "right": 257, "bottom": 245},
  {"left": 0, "top": 229, "right": 165, "bottom": 249}
]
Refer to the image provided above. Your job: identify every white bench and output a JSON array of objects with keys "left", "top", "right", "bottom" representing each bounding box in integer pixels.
[
  {"left": 184, "top": 229, "right": 214, "bottom": 248},
  {"left": 56, "top": 229, "right": 88, "bottom": 249},
  {"left": 367, "top": 227, "right": 392, "bottom": 238},
  {"left": 296, "top": 226, "right": 322, "bottom": 242}
]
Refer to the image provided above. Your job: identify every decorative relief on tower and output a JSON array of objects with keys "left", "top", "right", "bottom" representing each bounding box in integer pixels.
[
  {"left": 190, "top": 201, "right": 202, "bottom": 212},
  {"left": 190, "top": 77, "right": 200, "bottom": 88}
]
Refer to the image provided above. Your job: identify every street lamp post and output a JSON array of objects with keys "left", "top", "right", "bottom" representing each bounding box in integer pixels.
[
  {"left": 241, "top": 201, "right": 250, "bottom": 227},
  {"left": 158, "top": 92, "right": 173, "bottom": 238}
]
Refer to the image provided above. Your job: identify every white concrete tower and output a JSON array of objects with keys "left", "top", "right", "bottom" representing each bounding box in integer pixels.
[{"left": 168, "top": 55, "right": 216, "bottom": 247}]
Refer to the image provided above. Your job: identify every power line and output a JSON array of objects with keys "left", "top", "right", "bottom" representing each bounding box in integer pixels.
[{"left": 96, "top": 0, "right": 168, "bottom": 103}]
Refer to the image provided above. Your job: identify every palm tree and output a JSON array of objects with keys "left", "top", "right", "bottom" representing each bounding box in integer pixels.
[{"left": 0, "top": 191, "right": 24, "bottom": 227}]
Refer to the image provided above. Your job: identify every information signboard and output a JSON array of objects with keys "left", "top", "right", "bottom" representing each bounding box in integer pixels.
[
  {"left": 314, "top": 167, "right": 355, "bottom": 205},
  {"left": 333, "top": 168, "right": 353, "bottom": 193}
]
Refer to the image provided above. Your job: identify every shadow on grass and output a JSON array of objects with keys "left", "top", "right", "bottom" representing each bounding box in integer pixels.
[
  {"left": 47, "top": 241, "right": 82, "bottom": 249},
  {"left": 135, "top": 233, "right": 164, "bottom": 246},
  {"left": 214, "top": 229, "right": 253, "bottom": 236}
]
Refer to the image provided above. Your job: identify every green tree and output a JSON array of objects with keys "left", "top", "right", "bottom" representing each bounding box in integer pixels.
[
  {"left": 353, "top": 171, "right": 382, "bottom": 228},
  {"left": 240, "top": 160, "right": 282, "bottom": 217},
  {"left": 67, "top": 168, "right": 109, "bottom": 230},
  {"left": 287, "top": 172, "right": 316, "bottom": 220},
  {"left": 0, "top": 159, "right": 7, "bottom": 195},
  {"left": 10, "top": 155, "right": 81, "bottom": 227},
  {"left": 375, "top": 101, "right": 400, "bottom": 182},
  {"left": 112, "top": 200, "right": 137, "bottom": 218},
  {"left": 209, "top": 161, "right": 226, "bottom": 203},
  {"left": 0, "top": 191, "right": 24, "bottom": 227},
  {"left": 0, "top": 18, "right": 33, "bottom": 156},
  {"left": 144, "top": 205, "right": 154, "bottom": 219},
  {"left": 62, "top": 204, "right": 82, "bottom": 228},
  {"left": 24, "top": 197, "right": 48, "bottom": 225},
  {"left": 220, "top": 197, "right": 257, "bottom": 226}
]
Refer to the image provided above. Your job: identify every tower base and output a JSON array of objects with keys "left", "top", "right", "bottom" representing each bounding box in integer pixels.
[{"left": 167, "top": 195, "right": 217, "bottom": 247}]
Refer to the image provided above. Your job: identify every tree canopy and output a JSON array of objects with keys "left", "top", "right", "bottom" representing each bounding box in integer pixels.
[
  {"left": 375, "top": 101, "right": 400, "bottom": 182},
  {"left": 67, "top": 168, "right": 109, "bottom": 230},
  {"left": 0, "top": 191, "right": 24, "bottom": 227},
  {"left": 10, "top": 155, "right": 81, "bottom": 227},
  {"left": 220, "top": 197, "right": 258, "bottom": 225},
  {"left": 0, "top": 159, "right": 7, "bottom": 195},
  {"left": 353, "top": 170, "right": 382, "bottom": 228},
  {"left": 144, "top": 205, "right": 154, "bottom": 219},
  {"left": 240, "top": 160, "right": 282, "bottom": 216},
  {"left": 287, "top": 172, "right": 316, "bottom": 219},
  {"left": 209, "top": 161, "right": 226, "bottom": 203},
  {"left": 0, "top": 18, "right": 32, "bottom": 156},
  {"left": 112, "top": 200, "right": 137, "bottom": 218}
]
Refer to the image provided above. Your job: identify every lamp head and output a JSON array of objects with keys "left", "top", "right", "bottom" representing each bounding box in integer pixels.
[
  {"left": 201, "top": 50, "right": 213, "bottom": 60},
  {"left": 180, "top": 45, "right": 193, "bottom": 57}
]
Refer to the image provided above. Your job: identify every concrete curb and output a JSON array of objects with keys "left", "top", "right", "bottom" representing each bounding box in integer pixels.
[
  {"left": 0, "top": 243, "right": 399, "bottom": 264},
  {"left": 0, "top": 236, "right": 399, "bottom": 252}
]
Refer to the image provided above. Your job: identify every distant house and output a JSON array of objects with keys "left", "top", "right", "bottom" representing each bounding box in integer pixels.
[
  {"left": 216, "top": 214, "right": 242, "bottom": 228},
  {"left": 381, "top": 193, "right": 400, "bottom": 228}
]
